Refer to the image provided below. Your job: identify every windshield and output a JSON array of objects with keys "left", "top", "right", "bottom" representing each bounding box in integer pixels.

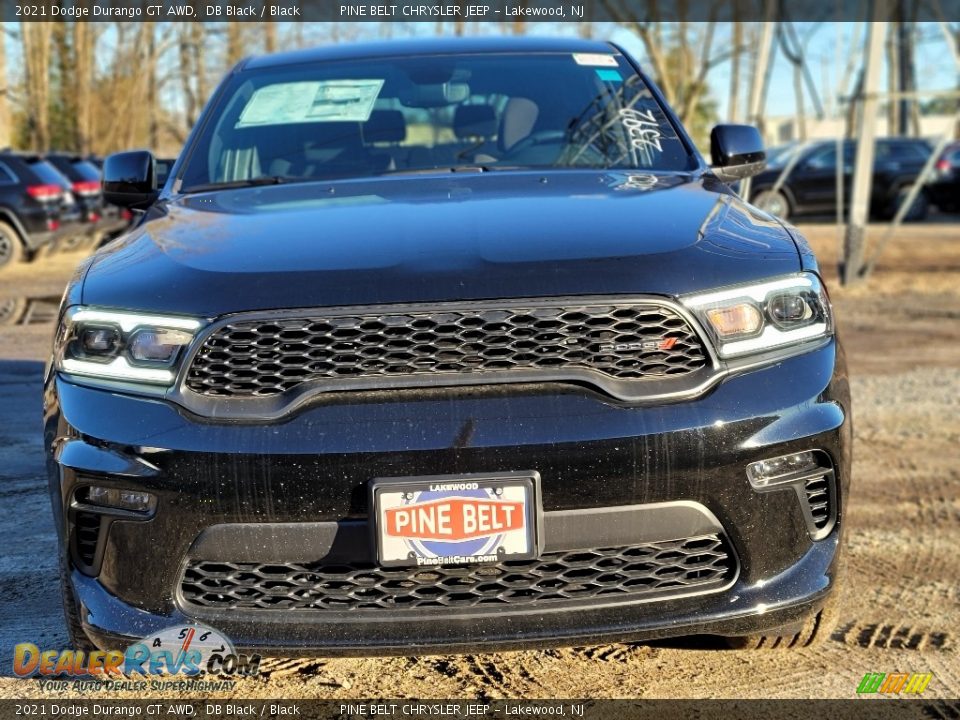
[
  {"left": 178, "top": 52, "right": 695, "bottom": 191},
  {"left": 765, "top": 143, "right": 801, "bottom": 168},
  {"left": 28, "top": 160, "right": 71, "bottom": 189},
  {"left": 71, "top": 160, "right": 102, "bottom": 182}
]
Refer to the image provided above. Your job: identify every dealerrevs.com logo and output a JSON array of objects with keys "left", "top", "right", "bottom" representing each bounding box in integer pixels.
[{"left": 14, "top": 624, "right": 260, "bottom": 691}]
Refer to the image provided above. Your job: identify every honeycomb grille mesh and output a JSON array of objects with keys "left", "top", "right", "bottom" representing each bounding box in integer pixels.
[
  {"left": 184, "top": 302, "right": 708, "bottom": 398},
  {"left": 179, "top": 535, "right": 735, "bottom": 612}
]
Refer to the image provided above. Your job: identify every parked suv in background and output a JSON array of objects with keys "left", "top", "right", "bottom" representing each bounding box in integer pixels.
[
  {"left": 47, "top": 38, "right": 850, "bottom": 656},
  {"left": 46, "top": 153, "right": 128, "bottom": 251},
  {"left": 927, "top": 141, "right": 960, "bottom": 213},
  {"left": 0, "top": 151, "right": 68, "bottom": 270},
  {"left": 751, "top": 137, "right": 932, "bottom": 221}
]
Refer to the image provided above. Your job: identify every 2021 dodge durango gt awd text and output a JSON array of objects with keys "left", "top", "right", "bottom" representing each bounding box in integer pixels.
[{"left": 45, "top": 38, "right": 850, "bottom": 655}]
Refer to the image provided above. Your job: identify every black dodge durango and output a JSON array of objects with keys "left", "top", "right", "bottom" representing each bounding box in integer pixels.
[{"left": 45, "top": 37, "right": 850, "bottom": 655}]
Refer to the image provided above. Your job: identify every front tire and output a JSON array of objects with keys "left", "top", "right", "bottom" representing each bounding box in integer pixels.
[
  {"left": 59, "top": 552, "right": 96, "bottom": 652},
  {"left": 891, "top": 187, "right": 928, "bottom": 221},
  {"left": 725, "top": 598, "right": 839, "bottom": 649},
  {"left": 0, "top": 221, "right": 24, "bottom": 272},
  {"left": 752, "top": 189, "right": 791, "bottom": 220},
  {"left": 0, "top": 297, "right": 27, "bottom": 326}
]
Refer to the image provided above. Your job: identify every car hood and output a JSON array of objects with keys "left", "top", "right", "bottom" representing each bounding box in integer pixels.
[{"left": 82, "top": 171, "right": 802, "bottom": 317}]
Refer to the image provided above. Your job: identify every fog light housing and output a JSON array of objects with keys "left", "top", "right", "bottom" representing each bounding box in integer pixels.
[
  {"left": 84, "top": 486, "right": 154, "bottom": 513},
  {"left": 746, "top": 451, "right": 819, "bottom": 487}
]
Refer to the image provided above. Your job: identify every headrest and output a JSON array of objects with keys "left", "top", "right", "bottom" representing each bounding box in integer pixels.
[
  {"left": 364, "top": 110, "right": 407, "bottom": 143},
  {"left": 500, "top": 98, "right": 539, "bottom": 151},
  {"left": 454, "top": 105, "right": 497, "bottom": 139}
]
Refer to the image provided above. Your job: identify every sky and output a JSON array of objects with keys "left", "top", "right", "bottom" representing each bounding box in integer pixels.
[
  {"left": 2, "top": 20, "right": 957, "bottom": 125},
  {"left": 274, "top": 21, "right": 959, "bottom": 121}
]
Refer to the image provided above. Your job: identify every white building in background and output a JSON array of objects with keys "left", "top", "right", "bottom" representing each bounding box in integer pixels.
[{"left": 764, "top": 115, "right": 957, "bottom": 145}]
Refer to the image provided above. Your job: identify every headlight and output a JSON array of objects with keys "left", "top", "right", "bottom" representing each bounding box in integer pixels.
[
  {"left": 55, "top": 307, "right": 203, "bottom": 388},
  {"left": 681, "top": 273, "right": 832, "bottom": 358}
]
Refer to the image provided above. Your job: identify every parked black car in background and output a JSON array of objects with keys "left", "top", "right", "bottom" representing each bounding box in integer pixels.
[
  {"left": 0, "top": 151, "right": 70, "bottom": 270},
  {"left": 751, "top": 137, "right": 932, "bottom": 221},
  {"left": 47, "top": 153, "right": 129, "bottom": 250},
  {"left": 47, "top": 37, "right": 850, "bottom": 656},
  {"left": 927, "top": 141, "right": 960, "bottom": 213}
]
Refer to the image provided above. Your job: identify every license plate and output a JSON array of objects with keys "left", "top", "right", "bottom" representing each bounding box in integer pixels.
[{"left": 371, "top": 472, "right": 540, "bottom": 567}]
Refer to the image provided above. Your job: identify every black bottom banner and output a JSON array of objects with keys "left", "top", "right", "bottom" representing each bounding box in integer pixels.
[{"left": 1, "top": 700, "right": 959, "bottom": 720}]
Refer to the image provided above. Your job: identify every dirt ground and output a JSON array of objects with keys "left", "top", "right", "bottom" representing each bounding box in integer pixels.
[{"left": 0, "top": 222, "right": 957, "bottom": 699}]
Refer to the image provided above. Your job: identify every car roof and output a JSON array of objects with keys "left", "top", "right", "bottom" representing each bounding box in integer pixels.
[
  {"left": 0, "top": 150, "right": 46, "bottom": 162},
  {"left": 807, "top": 137, "right": 931, "bottom": 150},
  {"left": 47, "top": 152, "right": 86, "bottom": 161},
  {"left": 242, "top": 36, "right": 619, "bottom": 71}
]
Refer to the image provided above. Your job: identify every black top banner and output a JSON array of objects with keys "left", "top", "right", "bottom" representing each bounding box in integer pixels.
[{"left": 5, "top": 0, "right": 960, "bottom": 22}]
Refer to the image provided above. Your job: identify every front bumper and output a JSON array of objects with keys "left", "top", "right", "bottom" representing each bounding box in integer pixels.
[
  {"left": 15, "top": 206, "right": 60, "bottom": 252},
  {"left": 44, "top": 340, "right": 851, "bottom": 654}
]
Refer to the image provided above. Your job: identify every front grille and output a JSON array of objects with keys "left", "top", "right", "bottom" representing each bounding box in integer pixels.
[
  {"left": 804, "top": 474, "right": 833, "bottom": 531},
  {"left": 73, "top": 511, "right": 101, "bottom": 566},
  {"left": 185, "top": 300, "right": 709, "bottom": 398},
  {"left": 180, "top": 534, "right": 735, "bottom": 612}
]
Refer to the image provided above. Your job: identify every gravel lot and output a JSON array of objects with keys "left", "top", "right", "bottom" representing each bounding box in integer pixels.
[{"left": 0, "top": 221, "right": 957, "bottom": 699}]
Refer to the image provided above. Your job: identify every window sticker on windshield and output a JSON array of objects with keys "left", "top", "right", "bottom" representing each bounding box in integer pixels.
[
  {"left": 237, "top": 79, "right": 385, "bottom": 127},
  {"left": 573, "top": 53, "right": 618, "bottom": 67},
  {"left": 596, "top": 68, "right": 622, "bottom": 83}
]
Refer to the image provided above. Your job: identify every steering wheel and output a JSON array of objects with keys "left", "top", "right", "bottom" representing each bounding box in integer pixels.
[{"left": 501, "top": 131, "right": 568, "bottom": 160}]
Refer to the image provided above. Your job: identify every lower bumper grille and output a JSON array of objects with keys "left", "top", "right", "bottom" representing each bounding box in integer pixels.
[
  {"left": 804, "top": 474, "right": 834, "bottom": 532},
  {"left": 73, "top": 511, "right": 101, "bottom": 567},
  {"left": 180, "top": 534, "right": 736, "bottom": 612}
]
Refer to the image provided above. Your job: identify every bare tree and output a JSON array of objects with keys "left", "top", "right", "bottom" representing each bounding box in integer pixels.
[
  {"left": 0, "top": 19, "right": 10, "bottom": 149},
  {"left": 22, "top": 23, "right": 53, "bottom": 150},
  {"left": 144, "top": 22, "right": 159, "bottom": 150},
  {"left": 264, "top": 7, "right": 278, "bottom": 54},
  {"left": 178, "top": 21, "right": 208, "bottom": 129},
  {"left": 226, "top": 20, "right": 245, "bottom": 68},
  {"left": 778, "top": 22, "right": 824, "bottom": 141},
  {"left": 73, "top": 15, "right": 96, "bottom": 153},
  {"left": 599, "top": 3, "right": 730, "bottom": 128},
  {"left": 886, "top": 21, "right": 900, "bottom": 133},
  {"left": 729, "top": 17, "right": 743, "bottom": 122}
]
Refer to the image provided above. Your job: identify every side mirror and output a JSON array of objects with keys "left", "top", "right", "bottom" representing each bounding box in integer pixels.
[
  {"left": 102, "top": 150, "right": 158, "bottom": 210},
  {"left": 710, "top": 124, "right": 766, "bottom": 183}
]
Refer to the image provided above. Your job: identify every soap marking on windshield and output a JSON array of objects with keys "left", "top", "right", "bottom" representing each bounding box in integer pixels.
[
  {"left": 237, "top": 79, "right": 385, "bottom": 127},
  {"left": 573, "top": 53, "right": 619, "bottom": 67},
  {"left": 619, "top": 108, "right": 663, "bottom": 153}
]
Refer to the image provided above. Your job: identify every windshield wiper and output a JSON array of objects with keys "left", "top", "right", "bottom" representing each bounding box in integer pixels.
[
  {"left": 377, "top": 165, "right": 520, "bottom": 177},
  {"left": 182, "top": 176, "right": 293, "bottom": 193}
]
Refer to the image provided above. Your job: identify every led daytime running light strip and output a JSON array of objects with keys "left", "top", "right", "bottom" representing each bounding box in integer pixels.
[
  {"left": 61, "top": 356, "right": 175, "bottom": 384},
  {"left": 683, "top": 275, "right": 816, "bottom": 307},
  {"left": 69, "top": 308, "right": 202, "bottom": 333}
]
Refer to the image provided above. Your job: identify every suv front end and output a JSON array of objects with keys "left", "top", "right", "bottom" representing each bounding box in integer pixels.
[{"left": 45, "top": 38, "right": 850, "bottom": 655}]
